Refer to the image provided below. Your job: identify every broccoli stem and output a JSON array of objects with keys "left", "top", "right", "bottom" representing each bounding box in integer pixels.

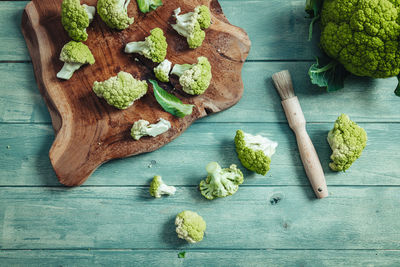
[
  {"left": 170, "top": 64, "right": 193, "bottom": 77},
  {"left": 396, "top": 76, "right": 400, "bottom": 97},
  {"left": 206, "top": 162, "right": 221, "bottom": 175},
  {"left": 83, "top": 4, "right": 96, "bottom": 24},
  {"left": 124, "top": 41, "right": 147, "bottom": 54},
  {"left": 56, "top": 62, "right": 82, "bottom": 80},
  {"left": 124, "top": 0, "right": 131, "bottom": 11},
  {"left": 158, "top": 183, "right": 176, "bottom": 195}
]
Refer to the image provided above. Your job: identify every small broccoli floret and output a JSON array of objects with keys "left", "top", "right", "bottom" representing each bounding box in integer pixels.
[
  {"left": 57, "top": 41, "right": 95, "bottom": 80},
  {"left": 125, "top": 27, "right": 167, "bottom": 63},
  {"left": 235, "top": 130, "right": 278, "bottom": 176},
  {"left": 170, "top": 56, "right": 212, "bottom": 95},
  {"left": 199, "top": 162, "right": 244, "bottom": 200},
  {"left": 171, "top": 5, "right": 211, "bottom": 49},
  {"left": 175, "top": 210, "right": 206, "bottom": 243},
  {"left": 196, "top": 5, "right": 211, "bottom": 29},
  {"left": 61, "top": 0, "right": 96, "bottom": 41},
  {"left": 327, "top": 114, "right": 367, "bottom": 172},
  {"left": 149, "top": 175, "right": 176, "bottom": 198},
  {"left": 131, "top": 118, "right": 171, "bottom": 140},
  {"left": 136, "top": 0, "right": 163, "bottom": 13},
  {"left": 97, "top": 0, "right": 134, "bottom": 30},
  {"left": 154, "top": 59, "right": 172, "bottom": 82},
  {"left": 93, "top": 71, "right": 147, "bottom": 109}
]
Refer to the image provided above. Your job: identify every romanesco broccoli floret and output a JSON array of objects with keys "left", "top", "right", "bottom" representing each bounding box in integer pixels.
[
  {"left": 136, "top": 0, "right": 163, "bottom": 13},
  {"left": 235, "top": 130, "right": 278, "bottom": 176},
  {"left": 131, "top": 118, "right": 171, "bottom": 140},
  {"left": 171, "top": 5, "right": 211, "bottom": 49},
  {"left": 93, "top": 71, "right": 148, "bottom": 109},
  {"left": 170, "top": 56, "right": 212, "bottom": 95},
  {"left": 175, "top": 210, "right": 206, "bottom": 243},
  {"left": 61, "top": 0, "right": 96, "bottom": 41},
  {"left": 149, "top": 175, "right": 176, "bottom": 198},
  {"left": 154, "top": 59, "right": 172, "bottom": 82},
  {"left": 327, "top": 114, "right": 367, "bottom": 172},
  {"left": 199, "top": 162, "right": 244, "bottom": 200},
  {"left": 97, "top": 0, "right": 134, "bottom": 30},
  {"left": 57, "top": 41, "right": 95, "bottom": 80},
  {"left": 125, "top": 27, "right": 167, "bottom": 63}
]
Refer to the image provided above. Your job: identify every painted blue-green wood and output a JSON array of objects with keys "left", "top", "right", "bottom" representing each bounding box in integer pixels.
[
  {"left": 1, "top": 186, "right": 400, "bottom": 249},
  {"left": 0, "top": 0, "right": 399, "bottom": 265},
  {"left": 0, "top": 0, "right": 320, "bottom": 61},
  {"left": 1, "top": 122, "right": 399, "bottom": 186},
  {"left": 0, "top": 63, "right": 50, "bottom": 123},
  {"left": 0, "top": 62, "right": 399, "bottom": 124},
  {"left": 0, "top": 1, "right": 28, "bottom": 61},
  {"left": 1, "top": 249, "right": 400, "bottom": 267}
]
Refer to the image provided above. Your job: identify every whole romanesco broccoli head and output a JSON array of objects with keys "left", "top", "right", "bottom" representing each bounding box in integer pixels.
[
  {"left": 149, "top": 175, "right": 176, "bottom": 198},
  {"left": 175, "top": 210, "right": 206, "bottom": 243},
  {"left": 57, "top": 41, "right": 95, "bottom": 80},
  {"left": 171, "top": 5, "right": 211, "bottom": 49},
  {"left": 93, "top": 71, "right": 148, "bottom": 109},
  {"left": 199, "top": 162, "right": 244, "bottom": 200},
  {"left": 97, "top": 0, "right": 134, "bottom": 30},
  {"left": 235, "top": 130, "right": 278, "bottom": 176},
  {"left": 61, "top": 0, "right": 96, "bottom": 41},
  {"left": 170, "top": 56, "right": 212, "bottom": 95},
  {"left": 327, "top": 114, "right": 367, "bottom": 172},
  {"left": 320, "top": 0, "right": 400, "bottom": 78},
  {"left": 154, "top": 59, "right": 172, "bottom": 82},
  {"left": 131, "top": 118, "right": 171, "bottom": 140},
  {"left": 125, "top": 27, "right": 167, "bottom": 63}
]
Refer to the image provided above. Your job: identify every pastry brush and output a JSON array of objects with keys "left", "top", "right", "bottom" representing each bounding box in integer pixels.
[{"left": 272, "top": 70, "right": 328, "bottom": 199}]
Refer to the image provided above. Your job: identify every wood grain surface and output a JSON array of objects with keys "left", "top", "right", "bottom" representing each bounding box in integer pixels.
[
  {"left": 1, "top": 1, "right": 400, "bottom": 266},
  {"left": 21, "top": 0, "right": 250, "bottom": 186}
]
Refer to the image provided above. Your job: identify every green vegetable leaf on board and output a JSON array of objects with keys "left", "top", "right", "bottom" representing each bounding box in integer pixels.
[
  {"left": 178, "top": 251, "right": 186, "bottom": 258},
  {"left": 308, "top": 57, "right": 349, "bottom": 92},
  {"left": 305, "top": 0, "right": 324, "bottom": 41},
  {"left": 136, "top": 0, "right": 163, "bottom": 13},
  {"left": 396, "top": 76, "right": 400, "bottom": 97},
  {"left": 149, "top": 79, "right": 194, "bottom": 118}
]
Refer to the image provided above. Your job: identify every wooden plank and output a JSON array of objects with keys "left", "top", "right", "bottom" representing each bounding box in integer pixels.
[
  {"left": 1, "top": 123, "right": 399, "bottom": 186},
  {"left": 0, "top": 63, "right": 50, "bottom": 123},
  {"left": 0, "top": 1, "right": 28, "bottom": 61},
  {"left": 1, "top": 249, "right": 400, "bottom": 266},
  {"left": 1, "top": 62, "right": 399, "bottom": 124},
  {"left": 2, "top": 0, "right": 318, "bottom": 61},
  {"left": 1, "top": 186, "right": 400, "bottom": 249}
]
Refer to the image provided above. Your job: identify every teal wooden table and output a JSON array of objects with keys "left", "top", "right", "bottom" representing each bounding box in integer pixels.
[{"left": 1, "top": 1, "right": 400, "bottom": 266}]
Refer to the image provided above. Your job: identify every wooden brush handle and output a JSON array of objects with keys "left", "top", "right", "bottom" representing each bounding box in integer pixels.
[{"left": 282, "top": 97, "right": 328, "bottom": 199}]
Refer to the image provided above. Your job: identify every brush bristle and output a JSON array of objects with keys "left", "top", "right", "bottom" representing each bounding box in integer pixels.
[{"left": 272, "top": 70, "right": 295, "bottom": 100}]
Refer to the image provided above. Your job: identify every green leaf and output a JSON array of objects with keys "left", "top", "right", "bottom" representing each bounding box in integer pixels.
[
  {"left": 178, "top": 251, "right": 186, "bottom": 258},
  {"left": 396, "top": 76, "right": 400, "bottom": 97},
  {"left": 137, "top": 0, "right": 163, "bottom": 13},
  {"left": 308, "top": 57, "right": 349, "bottom": 92},
  {"left": 305, "top": 0, "right": 324, "bottom": 40},
  {"left": 149, "top": 79, "right": 194, "bottom": 118}
]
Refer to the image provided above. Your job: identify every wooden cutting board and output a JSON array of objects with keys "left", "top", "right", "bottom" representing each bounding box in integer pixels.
[{"left": 21, "top": 0, "right": 251, "bottom": 186}]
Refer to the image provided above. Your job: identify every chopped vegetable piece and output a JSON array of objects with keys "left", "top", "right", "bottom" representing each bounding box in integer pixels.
[
  {"left": 93, "top": 71, "right": 148, "bottom": 109},
  {"left": 199, "top": 162, "right": 244, "bottom": 200},
  {"left": 57, "top": 41, "right": 95, "bottom": 80},
  {"left": 149, "top": 80, "right": 194, "bottom": 118},
  {"left": 175, "top": 211, "right": 206, "bottom": 243},
  {"left": 235, "top": 130, "right": 278, "bottom": 176},
  {"left": 131, "top": 118, "right": 171, "bottom": 140},
  {"left": 149, "top": 175, "right": 176, "bottom": 198}
]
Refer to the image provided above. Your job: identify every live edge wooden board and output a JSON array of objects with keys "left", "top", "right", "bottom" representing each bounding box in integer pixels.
[{"left": 21, "top": 0, "right": 251, "bottom": 186}]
